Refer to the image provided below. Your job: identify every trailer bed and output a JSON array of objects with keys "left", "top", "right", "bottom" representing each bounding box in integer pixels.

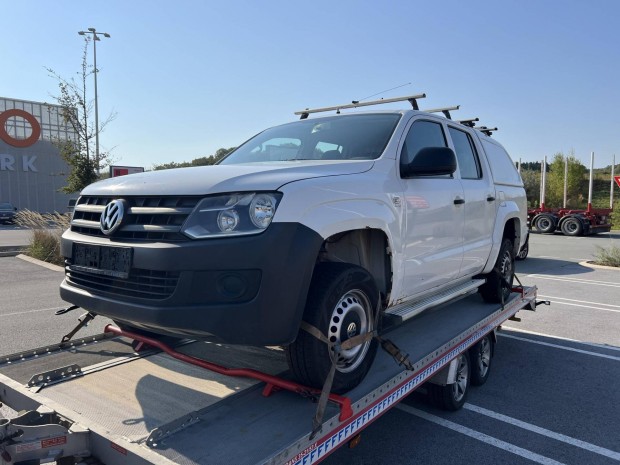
[{"left": 0, "top": 286, "right": 537, "bottom": 465}]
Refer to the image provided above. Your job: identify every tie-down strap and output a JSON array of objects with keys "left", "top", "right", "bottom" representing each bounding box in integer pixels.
[{"left": 301, "top": 321, "right": 414, "bottom": 439}]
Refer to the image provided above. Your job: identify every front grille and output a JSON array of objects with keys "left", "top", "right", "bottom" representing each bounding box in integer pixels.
[
  {"left": 66, "top": 265, "right": 180, "bottom": 300},
  {"left": 71, "top": 196, "right": 202, "bottom": 241}
]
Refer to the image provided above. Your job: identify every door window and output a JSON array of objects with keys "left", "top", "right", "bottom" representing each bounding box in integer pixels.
[
  {"left": 448, "top": 127, "right": 482, "bottom": 179},
  {"left": 400, "top": 120, "right": 447, "bottom": 172}
]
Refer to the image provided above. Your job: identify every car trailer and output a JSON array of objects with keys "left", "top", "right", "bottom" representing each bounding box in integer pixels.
[{"left": 0, "top": 285, "right": 541, "bottom": 465}]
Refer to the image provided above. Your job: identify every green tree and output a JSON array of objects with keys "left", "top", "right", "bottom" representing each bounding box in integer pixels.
[
  {"left": 545, "top": 152, "right": 587, "bottom": 208},
  {"left": 520, "top": 169, "right": 540, "bottom": 208},
  {"left": 47, "top": 36, "right": 116, "bottom": 193},
  {"left": 153, "top": 147, "right": 236, "bottom": 171}
]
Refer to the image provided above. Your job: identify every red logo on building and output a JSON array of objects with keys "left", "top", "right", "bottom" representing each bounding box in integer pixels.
[{"left": 0, "top": 109, "right": 41, "bottom": 148}]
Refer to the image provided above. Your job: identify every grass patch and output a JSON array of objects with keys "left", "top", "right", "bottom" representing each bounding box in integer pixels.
[
  {"left": 593, "top": 245, "right": 620, "bottom": 267},
  {"left": 15, "top": 210, "right": 70, "bottom": 267}
]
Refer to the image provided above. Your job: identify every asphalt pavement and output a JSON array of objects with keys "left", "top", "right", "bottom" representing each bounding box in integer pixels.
[{"left": 0, "top": 229, "right": 619, "bottom": 465}]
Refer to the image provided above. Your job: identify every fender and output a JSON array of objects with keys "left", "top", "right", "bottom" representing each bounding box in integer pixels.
[{"left": 481, "top": 200, "right": 523, "bottom": 274}]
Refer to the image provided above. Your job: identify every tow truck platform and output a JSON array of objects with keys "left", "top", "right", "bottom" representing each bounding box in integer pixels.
[{"left": 0, "top": 286, "right": 538, "bottom": 465}]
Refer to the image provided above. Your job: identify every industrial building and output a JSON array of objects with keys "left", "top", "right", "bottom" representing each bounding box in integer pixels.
[{"left": 0, "top": 96, "right": 76, "bottom": 213}]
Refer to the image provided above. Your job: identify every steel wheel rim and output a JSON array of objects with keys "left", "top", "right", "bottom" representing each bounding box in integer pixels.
[
  {"left": 328, "top": 289, "right": 373, "bottom": 373},
  {"left": 517, "top": 242, "right": 528, "bottom": 259},
  {"left": 566, "top": 220, "right": 578, "bottom": 233},
  {"left": 476, "top": 338, "right": 491, "bottom": 377},
  {"left": 452, "top": 354, "right": 469, "bottom": 402},
  {"left": 500, "top": 248, "right": 513, "bottom": 289}
]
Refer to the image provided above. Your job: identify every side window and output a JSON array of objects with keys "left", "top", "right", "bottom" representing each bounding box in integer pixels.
[
  {"left": 448, "top": 127, "right": 482, "bottom": 179},
  {"left": 400, "top": 120, "right": 447, "bottom": 170}
]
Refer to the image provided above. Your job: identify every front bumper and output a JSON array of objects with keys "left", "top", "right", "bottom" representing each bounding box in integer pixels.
[{"left": 60, "top": 222, "right": 324, "bottom": 345}]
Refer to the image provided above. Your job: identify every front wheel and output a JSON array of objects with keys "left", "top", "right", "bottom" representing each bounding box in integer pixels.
[
  {"left": 285, "top": 263, "right": 379, "bottom": 394},
  {"left": 516, "top": 236, "right": 529, "bottom": 261},
  {"left": 479, "top": 238, "right": 515, "bottom": 303}
]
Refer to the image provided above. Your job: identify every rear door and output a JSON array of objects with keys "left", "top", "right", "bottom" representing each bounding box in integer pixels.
[{"left": 446, "top": 126, "right": 495, "bottom": 277}]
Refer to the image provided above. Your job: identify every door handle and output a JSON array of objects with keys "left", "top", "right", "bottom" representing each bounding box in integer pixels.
[
  {"left": 454, "top": 198, "right": 465, "bottom": 205},
  {"left": 486, "top": 196, "right": 496, "bottom": 202}
]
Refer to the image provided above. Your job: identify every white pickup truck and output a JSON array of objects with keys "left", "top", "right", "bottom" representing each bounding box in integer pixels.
[{"left": 60, "top": 95, "right": 527, "bottom": 393}]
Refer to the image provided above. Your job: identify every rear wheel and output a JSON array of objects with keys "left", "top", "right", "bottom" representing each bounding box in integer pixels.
[
  {"left": 470, "top": 335, "right": 493, "bottom": 386},
  {"left": 286, "top": 263, "right": 379, "bottom": 394},
  {"left": 479, "top": 238, "right": 514, "bottom": 303},
  {"left": 561, "top": 217, "right": 583, "bottom": 236},
  {"left": 429, "top": 353, "right": 470, "bottom": 411},
  {"left": 516, "top": 236, "right": 529, "bottom": 261}
]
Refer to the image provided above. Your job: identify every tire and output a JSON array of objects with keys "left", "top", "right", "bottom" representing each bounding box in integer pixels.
[
  {"left": 428, "top": 353, "right": 470, "bottom": 411},
  {"left": 561, "top": 217, "right": 583, "bottom": 236},
  {"left": 479, "top": 238, "right": 515, "bottom": 304},
  {"left": 516, "top": 236, "right": 529, "bottom": 261},
  {"left": 534, "top": 214, "right": 556, "bottom": 234},
  {"left": 470, "top": 335, "right": 493, "bottom": 386},
  {"left": 285, "top": 263, "right": 379, "bottom": 394}
]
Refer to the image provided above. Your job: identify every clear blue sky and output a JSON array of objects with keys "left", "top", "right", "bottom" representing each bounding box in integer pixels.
[{"left": 2, "top": 0, "right": 619, "bottom": 169}]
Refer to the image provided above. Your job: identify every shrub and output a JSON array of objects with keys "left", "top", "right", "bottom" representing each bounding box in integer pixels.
[
  {"left": 593, "top": 245, "right": 620, "bottom": 267},
  {"left": 14, "top": 210, "right": 70, "bottom": 267}
]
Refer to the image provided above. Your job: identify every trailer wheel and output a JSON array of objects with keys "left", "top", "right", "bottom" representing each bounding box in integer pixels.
[
  {"left": 285, "top": 263, "right": 379, "bottom": 394},
  {"left": 479, "top": 238, "right": 514, "bottom": 304},
  {"left": 561, "top": 217, "right": 583, "bottom": 236},
  {"left": 470, "top": 335, "right": 493, "bottom": 386},
  {"left": 534, "top": 214, "right": 556, "bottom": 234},
  {"left": 429, "top": 353, "right": 470, "bottom": 411}
]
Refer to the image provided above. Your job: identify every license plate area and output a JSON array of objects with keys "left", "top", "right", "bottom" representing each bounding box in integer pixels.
[{"left": 72, "top": 243, "right": 132, "bottom": 279}]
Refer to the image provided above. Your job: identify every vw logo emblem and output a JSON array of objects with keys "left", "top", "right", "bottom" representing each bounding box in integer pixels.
[
  {"left": 347, "top": 322, "right": 357, "bottom": 339},
  {"left": 100, "top": 199, "right": 126, "bottom": 235}
]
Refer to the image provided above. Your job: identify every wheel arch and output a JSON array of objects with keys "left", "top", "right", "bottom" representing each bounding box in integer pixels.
[{"left": 318, "top": 228, "right": 393, "bottom": 306}]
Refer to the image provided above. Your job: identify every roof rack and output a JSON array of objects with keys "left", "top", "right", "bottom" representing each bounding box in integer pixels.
[
  {"left": 295, "top": 94, "right": 426, "bottom": 119},
  {"left": 457, "top": 118, "right": 479, "bottom": 127},
  {"left": 422, "top": 105, "right": 460, "bottom": 120},
  {"left": 477, "top": 126, "right": 498, "bottom": 136}
]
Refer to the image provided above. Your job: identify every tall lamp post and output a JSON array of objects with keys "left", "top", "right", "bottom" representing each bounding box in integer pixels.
[{"left": 78, "top": 27, "right": 110, "bottom": 174}]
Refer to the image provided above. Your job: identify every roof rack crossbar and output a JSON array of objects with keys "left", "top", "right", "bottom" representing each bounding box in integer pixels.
[
  {"left": 458, "top": 118, "right": 479, "bottom": 127},
  {"left": 477, "top": 126, "right": 498, "bottom": 136},
  {"left": 421, "top": 105, "right": 460, "bottom": 120},
  {"left": 295, "top": 93, "right": 427, "bottom": 119}
]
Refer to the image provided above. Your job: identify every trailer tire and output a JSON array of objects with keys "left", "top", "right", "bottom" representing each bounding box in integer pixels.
[
  {"left": 429, "top": 353, "right": 470, "bottom": 411},
  {"left": 479, "top": 238, "right": 514, "bottom": 304},
  {"left": 285, "top": 263, "right": 379, "bottom": 394},
  {"left": 534, "top": 214, "right": 557, "bottom": 234},
  {"left": 561, "top": 217, "right": 583, "bottom": 236},
  {"left": 470, "top": 335, "right": 493, "bottom": 386}
]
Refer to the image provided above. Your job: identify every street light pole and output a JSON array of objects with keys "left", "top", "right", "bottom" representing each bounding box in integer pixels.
[{"left": 78, "top": 27, "right": 110, "bottom": 175}]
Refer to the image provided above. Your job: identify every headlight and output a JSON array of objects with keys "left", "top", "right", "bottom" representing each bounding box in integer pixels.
[{"left": 181, "top": 192, "right": 282, "bottom": 239}]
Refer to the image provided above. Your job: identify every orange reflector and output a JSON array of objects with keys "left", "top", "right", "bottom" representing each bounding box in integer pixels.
[{"left": 348, "top": 433, "right": 362, "bottom": 449}]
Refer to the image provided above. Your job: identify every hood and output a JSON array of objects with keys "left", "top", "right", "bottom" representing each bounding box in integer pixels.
[{"left": 82, "top": 160, "right": 374, "bottom": 196}]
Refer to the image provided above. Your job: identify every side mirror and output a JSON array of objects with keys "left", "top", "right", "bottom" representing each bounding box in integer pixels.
[{"left": 401, "top": 146, "right": 457, "bottom": 178}]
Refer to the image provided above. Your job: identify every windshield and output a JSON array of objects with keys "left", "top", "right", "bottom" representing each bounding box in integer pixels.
[
  {"left": 219, "top": 114, "right": 401, "bottom": 165},
  {"left": 0, "top": 203, "right": 14, "bottom": 209}
]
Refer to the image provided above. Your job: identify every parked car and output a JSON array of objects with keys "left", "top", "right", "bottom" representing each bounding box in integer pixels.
[
  {"left": 60, "top": 98, "right": 527, "bottom": 392},
  {"left": 0, "top": 202, "right": 17, "bottom": 224}
]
